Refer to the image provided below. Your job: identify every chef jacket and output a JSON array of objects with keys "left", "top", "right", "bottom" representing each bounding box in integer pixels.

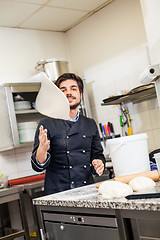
[{"left": 31, "top": 115, "right": 105, "bottom": 195}]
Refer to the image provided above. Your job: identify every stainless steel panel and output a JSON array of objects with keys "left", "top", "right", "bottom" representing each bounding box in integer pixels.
[
  {"left": 43, "top": 212, "right": 117, "bottom": 227},
  {"left": 44, "top": 61, "right": 68, "bottom": 81},
  {"left": 5, "top": 83, "right": 41, "bottom": 93},
  {"left": 5, "top": 86, "right": 20, "bottom": 147},
  {"left": 0, "top": 82, "right": 42, "bottom": 151},
  {"left": 0, "top": 86, "right": 14, "bottom": 151},
  {"left": 45, "top": 221, "right": 120, "bottom": 240}
]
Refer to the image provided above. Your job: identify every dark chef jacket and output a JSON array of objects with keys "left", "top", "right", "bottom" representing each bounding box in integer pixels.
[{"left": 31, "top": 115, "right": 105, "bottom": 195}]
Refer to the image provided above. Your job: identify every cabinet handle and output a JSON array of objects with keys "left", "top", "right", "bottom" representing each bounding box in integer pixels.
[
  {"left": 60, "top": 225, "right": 64, "bottom": 231},
  {"left": 40, "top": 228, "right": 45, "bottom": 240}
]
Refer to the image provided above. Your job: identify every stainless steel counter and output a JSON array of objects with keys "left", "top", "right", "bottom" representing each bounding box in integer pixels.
[
  {"left": 0, "top": 180, "right": 44, "bottom": 240},
  {"left": 0, "top": 185, "right": 29, "bottom": 240}
]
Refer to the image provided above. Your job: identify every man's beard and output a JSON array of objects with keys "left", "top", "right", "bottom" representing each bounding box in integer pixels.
[
  {"left": 67, "top": 94, "right": 81, "bottom": 110},
  {"left": 70, "top": 100, "right": 81, "bottom": 110}
]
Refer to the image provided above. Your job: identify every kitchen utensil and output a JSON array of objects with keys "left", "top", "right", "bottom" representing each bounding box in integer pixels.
[
  {"left": 8, "top": 174, "right": 45, "bottom": 186},
  {"left": 128, "top": 83, "right": 155, "bottom": 94},
  {"left": 153, "top": 153, "right": 160, "bottom": 172},
  {"left": 126, "top": 186, "right": 160, "bottom": 199},
  {"left": 114, "top": 170, "right": 160, "bottom": 184},
  {"left": 126, "top": 192, "right": 160, "bottom": 199},
  {"left": 18, "top": 122, "right": 37, "bottom": 143},
  {"left": 35, "top": 59, "right": 69, "bottom": 81},
  {"left": 14, "top": 101, "right": 31, "bottom": 110},
  {"left": 99, "top": 123, "right": 106, "bottom": 147},
  {"left": 35, "top": 73, "right": 70, "bottom": 120},
  {"left": 102, "top": 94, "right": 124, "bottom": 103}
]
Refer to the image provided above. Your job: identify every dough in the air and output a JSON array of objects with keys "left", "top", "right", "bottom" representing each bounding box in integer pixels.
[
  {"left": 36, "top": 72, "right": 70, "bottom": 120},
  {"left": 129, "top": 176, "right": 156, "bottom": 192},
  {"left": 98, "top": 180, "right": 133, "bottom": 199}
]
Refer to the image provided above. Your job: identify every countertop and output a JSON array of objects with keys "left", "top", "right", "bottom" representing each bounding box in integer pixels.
[
  {"left": 0, "top": 185, "right": 24, "bottom": 197},
  {"left": 0, "top": 180, "right": 44, "bottom": 198},
  {"left": 33, "top": 182, "right": 160, "bottom": 212}
]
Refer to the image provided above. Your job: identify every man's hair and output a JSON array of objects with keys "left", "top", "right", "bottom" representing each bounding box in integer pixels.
[{"left": 55, "top": 73, "right": 84, "bottom": 94}]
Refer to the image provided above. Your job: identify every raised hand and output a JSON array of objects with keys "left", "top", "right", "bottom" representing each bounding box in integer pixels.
[{"left": 36, "top": 125, "right": 50, "bottom": 164}]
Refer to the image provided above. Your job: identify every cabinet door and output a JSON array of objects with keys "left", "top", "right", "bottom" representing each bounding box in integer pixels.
[
  {"left": 44, "top": 221, "right": 120, "bottom": 240},
  {"left": 131, "top": 218, "right": 160, "bottom": 240}
]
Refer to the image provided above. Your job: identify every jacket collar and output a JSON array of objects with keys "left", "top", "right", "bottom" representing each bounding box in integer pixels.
[{"left": 66, "top": 115, "right": 83, "bottom": 136}]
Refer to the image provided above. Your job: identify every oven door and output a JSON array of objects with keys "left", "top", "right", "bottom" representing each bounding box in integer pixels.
[
  {"left": 45, "top": 221, "right": 120, "bottom": 240},
  {"left": 43, "top": 212, "right": 120, "bottom": 240}
]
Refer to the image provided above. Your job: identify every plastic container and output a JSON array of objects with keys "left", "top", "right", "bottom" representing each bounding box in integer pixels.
[
  {"left": 107, "top": 133, "right": 150, "bottom": 177},
  {"left": 0, "top": 175, "right": 8, "bottom": 188},
  {"left": 18, "top": 122, "right": 37, "bottom": 143}
]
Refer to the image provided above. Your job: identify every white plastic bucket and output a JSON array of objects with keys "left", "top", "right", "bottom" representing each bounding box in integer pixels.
[{"left": 107, "top": 133, "right": 150, "bottom": 177}]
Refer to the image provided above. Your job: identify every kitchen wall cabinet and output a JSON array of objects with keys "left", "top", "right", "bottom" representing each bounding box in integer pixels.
[{"left": 0, "top": 82, "right": 43, "bottom": 151}]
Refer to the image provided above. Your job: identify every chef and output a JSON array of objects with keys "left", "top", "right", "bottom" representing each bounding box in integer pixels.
[{"left": 31, "top": 73, "right": 105, "bottom": 195}]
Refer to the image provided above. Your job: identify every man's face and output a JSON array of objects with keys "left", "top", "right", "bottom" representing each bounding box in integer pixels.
[{"left": 59, "top": 79, "right": 82, "bottom": 109}]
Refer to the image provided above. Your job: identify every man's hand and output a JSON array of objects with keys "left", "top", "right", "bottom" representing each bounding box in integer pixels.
[
  {"left": 39, "top": 125, "right": 50, "bottom": 151},
  {"left": 36, "top": 125, "right": 50, "bottom": 164},
  {"left": 92, "top": 159, "right": 104, "bottom": 176}
]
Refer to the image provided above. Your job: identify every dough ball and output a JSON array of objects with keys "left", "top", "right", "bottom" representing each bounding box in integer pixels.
[
  {"left": 129, "top": 176, "right": 156, "bottom": 192},
  {"left": 98, "top": 180, "right": 133, "bottom": 199}
]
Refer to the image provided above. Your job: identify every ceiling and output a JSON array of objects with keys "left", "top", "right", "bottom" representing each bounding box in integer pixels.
[{"left": 0, "top": 0, "right": 114, "bottom": 32}]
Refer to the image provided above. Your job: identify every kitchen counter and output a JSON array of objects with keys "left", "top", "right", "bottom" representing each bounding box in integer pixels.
[
  {"left": 0, "top": 185, "right": 29, "bottom": 240},
  {"left": 0, "top": 180, "right": 44, "bottom": 240},
  {"left": 33, "top": 182, "right": 160, "bottom": 212},
  {"left": 33, "top": 182, "right": 160, "bottom": 240},
  {"left": 0, "top": 185, "right": 24, "bottom": 201}
]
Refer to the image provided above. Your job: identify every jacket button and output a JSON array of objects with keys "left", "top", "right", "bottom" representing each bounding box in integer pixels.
[
  {"left": 69, "top": 166, "right": 72, "bottom": 169},
  {"left": 82, "top": 150, "right": 85, "bottom": 153},
  {"left": 84, "top": 165, "right": 86, "bottom": 168},
  {"left": 83, "top": 181, "right": 87, "bottom": 184},
  {"left": 71, "top": 181, "right": 74, "bottom": 184},
  {"left": 66, "top": 136, "right": 69, "bottom": 139},
  {"left": 67, "top": 151, "right": 70, "bottom": 154},
  {"left": 83, "top": 135, "right": 86, "bottom": 138}
]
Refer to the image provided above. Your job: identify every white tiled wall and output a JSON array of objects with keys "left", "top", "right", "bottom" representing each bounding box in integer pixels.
[
  {"left": 0, "top": 146, "right": 37, "bottom": 180},
  {"left": 0, "top": 27, "right": 68, "bottom": 180},
  {"left": 83, "top": 43, "right": 160, "bottom": 155}
]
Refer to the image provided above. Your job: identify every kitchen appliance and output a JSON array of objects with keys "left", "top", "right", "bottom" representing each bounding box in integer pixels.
[
  {"left": 43, "top": 211, "right": 120, "bottom": 240},
  {"left": 35, "top": 59, "right": 69, "bottom": 82}
]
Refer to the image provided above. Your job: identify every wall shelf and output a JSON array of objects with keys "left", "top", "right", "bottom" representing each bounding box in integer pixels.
[{"left": 101, "top": 83, "right": 156, "bottom": 106}]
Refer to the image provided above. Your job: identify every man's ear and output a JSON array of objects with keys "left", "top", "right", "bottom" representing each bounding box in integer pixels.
[{"left": 80, "top": 93, "right": 83, "bottom": 100}]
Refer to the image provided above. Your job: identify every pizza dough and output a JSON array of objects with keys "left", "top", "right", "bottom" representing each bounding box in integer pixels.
[
  {"left": 129, "top": 176, "right": 156, "bottom": 192},
  {"left": 98, "top": 180, "right": 133, "bottom": 199},
  {"left": 35, "top": 72, "right": 70, "bottom": 120}
]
